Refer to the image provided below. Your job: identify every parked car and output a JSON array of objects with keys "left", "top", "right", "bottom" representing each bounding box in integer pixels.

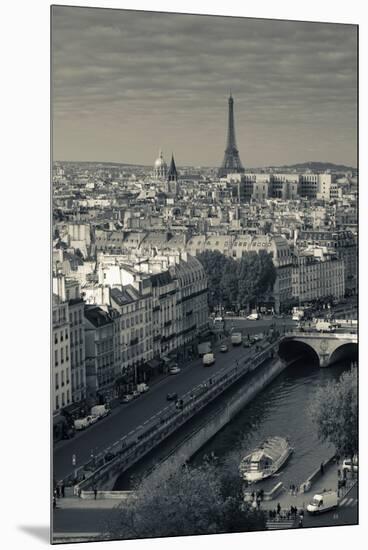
[
  {"left": 169, "top": 366, "right": 181, "bottom": 375},
  {"left": 74, "top": 417, "right": 91, "bottom": 430},
  {"left": 167, "top": 392, "right": 178, "bottom": 401},
  {"left": 120, "top": 394, "right": 134, "bottom": 403},
  {"left": 220, "top": 343, "right": 228, "bottom": 352},
  {"left": 88, "top": 415, "right": 99, "bottom": 425},
  {"left": 130, "top": 390, "right": 140, "bottom": 399}
]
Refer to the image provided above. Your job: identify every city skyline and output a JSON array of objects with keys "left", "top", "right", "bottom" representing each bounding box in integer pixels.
[{"left": 52, "top": 7, "right": 357, "bottom": 168}]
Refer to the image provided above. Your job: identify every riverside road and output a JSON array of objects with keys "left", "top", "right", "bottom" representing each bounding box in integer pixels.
[
  {"left": 53, "top": 316, "right": 297, "bottom": 481},
  {"left": 53, "top": 302, "right": 356, "bottom": 482}
]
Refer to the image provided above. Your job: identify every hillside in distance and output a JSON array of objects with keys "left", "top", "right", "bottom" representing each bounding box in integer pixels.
[{"left": 265, "top": 161, "right": 357, "bottom": 172}]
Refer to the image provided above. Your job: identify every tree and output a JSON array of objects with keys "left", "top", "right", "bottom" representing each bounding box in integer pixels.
[
  {"left": 197, "top": 251, "right": 237, "bottom": 311},
  {"left": 220, "top": 259, "right": 239, "bottom": 309},
  {"left": 197, "top": 250, "right": 276, "bottom": 312},
  {"left": 309, "top": 367, "right": 357, "bottom": 461},
  {"left": 237, "top": 251, "right": 276, "bottom": 309},
  {"left": 106, "top": 459, "right": 266, "bottom": 540}
]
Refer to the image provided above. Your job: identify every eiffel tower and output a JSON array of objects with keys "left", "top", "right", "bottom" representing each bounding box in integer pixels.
[{"left": 218, "top": 93, "right": 244, "bottom": 177}]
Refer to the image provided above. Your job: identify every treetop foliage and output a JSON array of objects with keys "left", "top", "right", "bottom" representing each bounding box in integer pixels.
[
  {"left": 309, "top": 367, "right": 358, "bottom": 459},
  {"left": 198, "top": 249, "right": 276, "bottom": 310},
  {"left": 106, "top": 457, "right": 266, "bottom": 540}
]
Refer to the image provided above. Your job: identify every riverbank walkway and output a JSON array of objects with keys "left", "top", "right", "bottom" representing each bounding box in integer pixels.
[{"left": 259, "top": 461, "right": 357, "bottom": 514}]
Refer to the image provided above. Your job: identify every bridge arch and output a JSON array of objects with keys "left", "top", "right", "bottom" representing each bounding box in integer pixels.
[
  {"left": 278, "top": 338, "right": 320, "bottom": 367},
  {"left": 329, "top": 342, "right": 358, "bottom": 366}
]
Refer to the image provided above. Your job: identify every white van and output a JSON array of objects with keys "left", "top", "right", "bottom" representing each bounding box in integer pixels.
[
  {"left": 203, "top": 352, "right": 215, "bottom": 366},
  {"left": 137, "top": 383, "right": 149, "bottom": 394},
  {"left": 247, "top": 312, "right": 260, "bottom": 321},
  {"left": 91, "top": 404, "right": 110, "bottom": 419},
  {"left": 230, "top": 332, "right": 242, "bottom": 345},
  {"left": 307, "top": 490, "right": 338, "bottom": 514}
]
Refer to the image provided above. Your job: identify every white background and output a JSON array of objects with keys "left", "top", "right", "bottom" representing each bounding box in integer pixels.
[{"left": 1, "top": 1, "right": 366, "bottom": 549}]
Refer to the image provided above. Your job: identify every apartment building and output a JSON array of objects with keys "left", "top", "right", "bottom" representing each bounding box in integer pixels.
[
  {"left": 52, "top": 295, "right": 72, "bottom": 415},
  {"left": 292, "top": 251, "right": 345, "bottom": 303},
  {"left": 84, "top": 306, "right": 115, "bottom": 403}
]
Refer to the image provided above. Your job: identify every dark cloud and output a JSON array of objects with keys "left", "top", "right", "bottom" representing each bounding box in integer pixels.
[{"left": 51, "top": 6, "right": 357, "bottom": 167}]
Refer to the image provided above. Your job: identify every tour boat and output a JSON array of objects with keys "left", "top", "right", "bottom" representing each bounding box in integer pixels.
[{"left": 239, "top": 436, "right": 293, "bottom": 483}]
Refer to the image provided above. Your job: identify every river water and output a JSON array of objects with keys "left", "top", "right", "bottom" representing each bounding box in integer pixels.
[{"left": 191, "top": 358, "right": 351, "bottom": 491}]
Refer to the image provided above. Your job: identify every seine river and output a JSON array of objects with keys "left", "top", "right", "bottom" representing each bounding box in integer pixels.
[{"left": 191, "top": 358, "right": 351, "bottom": 490}]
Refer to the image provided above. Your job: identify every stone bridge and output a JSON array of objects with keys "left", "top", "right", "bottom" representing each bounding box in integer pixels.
[{"left": 279, "top": 330, "right": 358, "bottom": 367}]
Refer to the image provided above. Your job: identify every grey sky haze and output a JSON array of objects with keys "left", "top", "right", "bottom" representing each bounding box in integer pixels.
[{"left": 52, "top": 6, "right": 357, "bottom": 167}]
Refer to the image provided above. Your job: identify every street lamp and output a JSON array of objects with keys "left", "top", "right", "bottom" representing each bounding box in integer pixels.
[{"left": 72, "top": 453, "right": 77, "bottom": 480}]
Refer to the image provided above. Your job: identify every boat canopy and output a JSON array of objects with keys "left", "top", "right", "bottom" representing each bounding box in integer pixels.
[{"left": 248, "top": 437, "right": 288, "bottom": 463}]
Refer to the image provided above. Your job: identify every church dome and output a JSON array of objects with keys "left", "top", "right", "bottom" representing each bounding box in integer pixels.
[{"left": 154, "top": 150, "right": 167, "bottom": 169}]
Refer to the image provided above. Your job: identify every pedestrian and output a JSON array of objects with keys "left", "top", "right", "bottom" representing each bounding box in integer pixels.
[
  {"left": 277, "top": 502, "right": 281, "bottom": 515},
  {"left": 53, "top": 496, "right": 56, "bottom": 510},
  {"left": 56, "top": 485, "right": 60, "bottom": 498},
  {"left": 295, "top": 485, "right": 299, "bottom": 495},
  {"left": 61, "top": 483, "right": 65, "bottom": 498},
  {"left": 320, "top": 462, "right": 325, "bottom": 476},
  {"left": 256, "top": 497, "right": 261, "bottom": 510},
  {"left": 93, "top": 487, "right": 97, "bottom": 500}
]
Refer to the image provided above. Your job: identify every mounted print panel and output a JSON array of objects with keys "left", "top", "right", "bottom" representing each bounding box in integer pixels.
[{"left": 51, "top": 5, "right": 358, "bottom": 544}]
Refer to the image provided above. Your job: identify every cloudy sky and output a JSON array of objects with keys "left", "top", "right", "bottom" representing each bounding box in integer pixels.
[{"left": 52, "top": 6, "right": 357, "bottom": 167}]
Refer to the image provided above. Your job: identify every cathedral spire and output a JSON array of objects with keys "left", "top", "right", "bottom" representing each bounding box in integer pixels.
[{"left": 167, "top": 153, "right": 178, "bottom": 182}]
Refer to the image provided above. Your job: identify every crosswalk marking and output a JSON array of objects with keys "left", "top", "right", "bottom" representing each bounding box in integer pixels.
[
  {"left": 339, "top": 497, "right": 357, "bottom": 508},
  {"left": 266, "top": 521, "right": 295, "bottom": 530}
]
